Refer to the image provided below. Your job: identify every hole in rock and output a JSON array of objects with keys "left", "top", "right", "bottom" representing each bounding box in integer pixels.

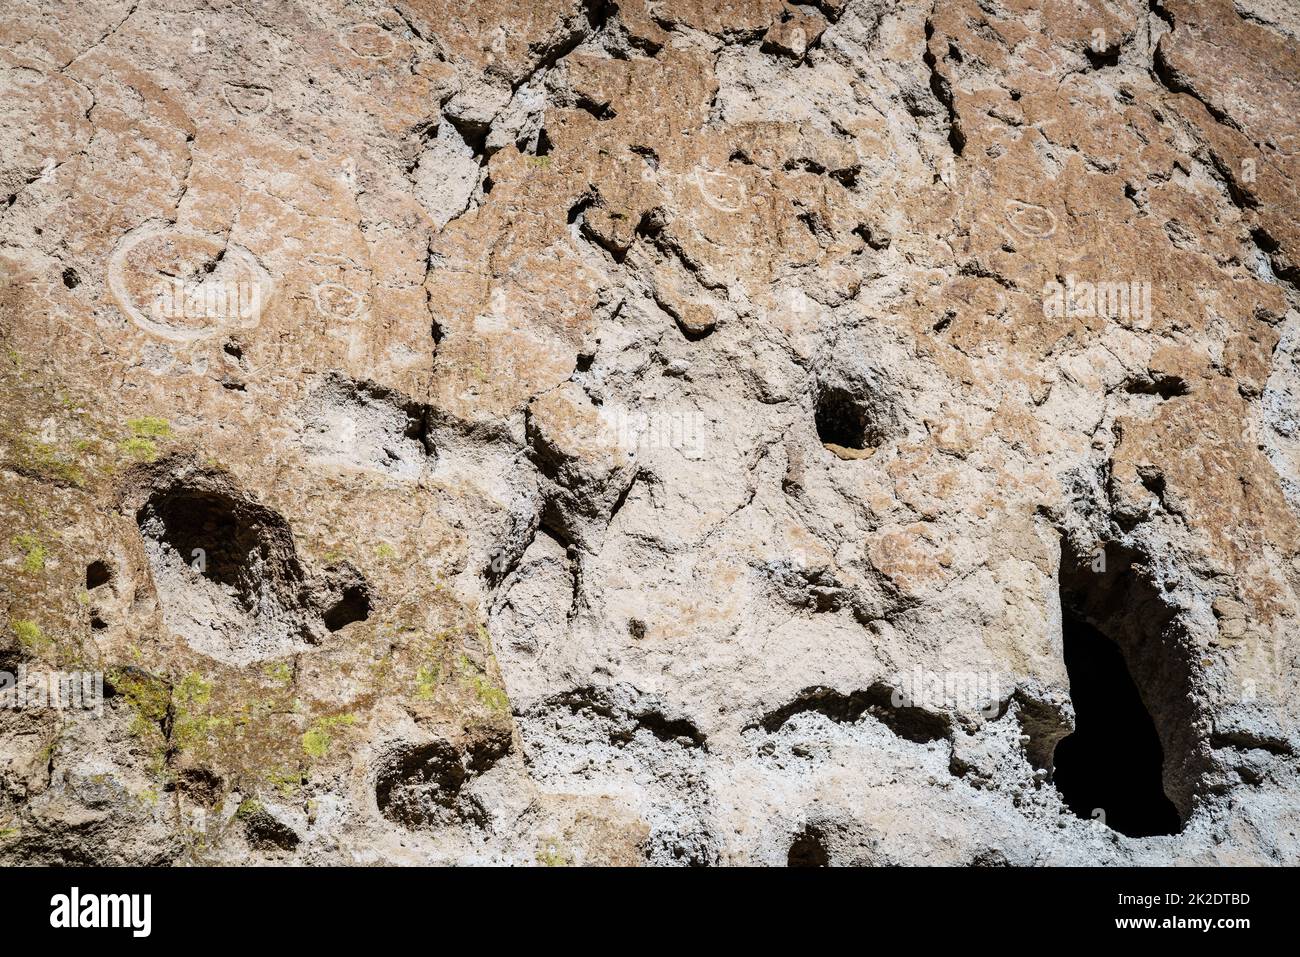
[
  {"left": 814, "top": 384, "right": 886, "bottom": 453},
  {"left": 1085, "top": 42, "right": 1121, "bottom": 70},
  {"left": 1123, "top": 373, "right": 1189, "bottom": 399},
  {"left": 375, "top": 741, "right": 468, "bottom": 828},
  {"left": 576, "top": 96, "right": 616, "bottom": 120},
  {"left": 376, "top": 732, "right": 509, "bottom": 830},
  {"left": 788, "top": 825, "right": 829, "bottom": 867},
  {"left": 1052, "top": 541, "right": 1199, "bottom": 836},
  {"left": 567, "top": 195, "right": 594, "bottom": 225},
  {"left": 86, "top": 560, "right": 112, "bottom": 590},
  {"left": 542, "top": 686, "right": 707, "bottom": 750},
  {"left": 324, "top": 582, "right": 371, "bottom": 632},
  {"left": 177, "top": 767, "right": 224, "bottom": 807},
  {"left": 1053, "top": 611, "right": 1180, "bottom": 836},
  {"left": 131, "top": 469, "right": 359, "bottom": 664},
  {"left": 632, "top": 144, "right": 659, "bottom": 169},
  {"left": 62, "top": 267, "right": 80, "bottom": 289},
  {"left": 138, "top": 486, "right": 282, "bottom": 611},
  {"left": 444, "top": 114, "right": 489, "bottom": 163},
  {"left": 242, "top": 807, "right": 300, "bottom": 850}
]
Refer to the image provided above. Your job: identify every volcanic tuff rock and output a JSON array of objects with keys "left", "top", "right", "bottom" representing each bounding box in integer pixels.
[{"left": 2, "top": 0, "right": 1300, "bottom": 865}]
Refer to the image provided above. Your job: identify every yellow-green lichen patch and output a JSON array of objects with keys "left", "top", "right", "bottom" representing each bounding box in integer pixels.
[
  {"left": 11, "top": 619, "right": 51, "bottom": 654},
  {"left": 127, "top": 417, "right": 172, "bottom": 439},
  {"left": 119, "top": 437, "right": 159, "bottom": 461},
  {"left": 4, "top": 434, "right": 85, "bottom": 486},
  {"left": 414, "top": 663, "right": 440, "bottom": 700},
  {"left": 107, "top": 667, "right": 171, "bottom": 741},
  {"left": 535, "top": 837, "right": 573, "bottom": 866},
  {"left": 117, "top": 416, "right": 173, "bottom": 463},
  {"left": 0, "top": 370, "right": 111, "bottom": 491},
  {"left": 11, "top": 532, "right": 49, "bottom": 573},
  {"left": 262, "top": 661, "right": 294, "bottom": 688},
  {"left": 107, "top": 656, "right": 326, "bottom": 814},
  {"left": 456, "top": 653, "right": 510, "bottom": 717},
  {"left": 302, "top": 713, "right": 357, "bottom": 759}
]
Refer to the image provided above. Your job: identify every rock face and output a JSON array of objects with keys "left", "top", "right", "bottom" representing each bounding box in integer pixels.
[{"left": 1, "top": 0, "right": 1299, "bottom": 866}]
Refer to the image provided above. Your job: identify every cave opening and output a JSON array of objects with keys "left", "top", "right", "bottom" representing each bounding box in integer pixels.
[
  {"left": 1052, "top": 541, "right": 1196, "bottom": 838},
  {"left": 324, "top": 582, "right": 372, "bottom": 632},
  {"left": 787, "top": 825, "right": 829, "bottom": 867},
  {"left": 86, "top": 560, "right": 112, "bottom": 590},
  {"left": 1053, "top": 607, "right": 1181, "bottom": 837},
  {"left": 138, "top": 488, "right": 267, "bottom": 605},
  {"left": 814, "top": 384, "right": 882, "bottom": 452}
]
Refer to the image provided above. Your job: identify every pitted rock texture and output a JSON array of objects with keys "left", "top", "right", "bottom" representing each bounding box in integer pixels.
[{"left": 1, "top": 0, "right": 1299, "bottom": 865}]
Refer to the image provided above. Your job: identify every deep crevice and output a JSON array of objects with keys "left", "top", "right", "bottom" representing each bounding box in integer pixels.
[
  {"left": 924, "top": 22, "right": 966, "bottom": 156},
  {"left": 751, "top": 684, "right": 951, "bottom": 744},
  {"left": 1123, "top": 373, "right": 1190, "bottom": 398},
  {"left": 1052, "top": 539, "right": 1202, "bottom": 835},
  {"left": 546, "top": 686, "right": 707, "bottom": 749}
]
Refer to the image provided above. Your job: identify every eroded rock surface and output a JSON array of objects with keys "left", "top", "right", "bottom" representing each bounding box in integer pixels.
[{"left": 2, "top": 0, "right": 1299, "bottom": 865}]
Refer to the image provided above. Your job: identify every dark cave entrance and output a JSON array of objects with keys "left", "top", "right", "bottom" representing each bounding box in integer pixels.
[
  {"left": 1052, "top": 608, "right": 1181, "bottom": 837},
  {"left": 811, "top": 382, "right": 873, "bottom": 449},
  {"left": 787, "top": 825, "right": 829, "bottom": 867},
  {"left": 323, "top": 582, "right": 372, "bottom": 632},
  {"left": 1052, "top": 542, "right": 1195, "bottom": 838}
]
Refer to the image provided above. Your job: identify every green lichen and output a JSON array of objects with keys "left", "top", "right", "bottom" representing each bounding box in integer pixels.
[
  {"left": 302, "top": 713, "right": 356, "bottom": 759},
  {"left": 169, "top": 674, "right": 219, "bottom": 752},
  {"left": 7, "top": 435, "right": 83, "bottom": 485},
  {"left": 536, "top": 839, "right": 572, "bottom": 867},
  {"left": 375, "top": 542, "right": 397, "bottom": 562},
  {"left": 106, "top": 668, "right": 170, "bottom": 738},
  {"left": 300, "top": 729, "right": 328, "bottom": 759},
  {"left": 171, "top": 671, "right": 228, "bottom": 752},
  {"left": 11, "top": 619, "right": 49, "bottom": 653},
  {"left": 128, "top": 416, "right": 172, "bottom": 438},
  {"left": 262, "top": 661, "right": 294, "bottom": 687},
  {"left": 415, "top": 663, "right": 440, "bottom": 700},
  {"left": 457, "top": 654, "right": 509, "bottom": 715},
  {"left": 175, "top": 671, "right": 211, "bottom": 707},
  {"left": 119, "top": 437, "right": 158, "bottom": 461},
  {"left": 11, "top": 532, "right": 47, "bottom": 573},
  {"left": 473, "top": 678, "right": 509, "bottom": 714},
  {"left": 266, "top": 766, "right": 303, "bottom": 798}
]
